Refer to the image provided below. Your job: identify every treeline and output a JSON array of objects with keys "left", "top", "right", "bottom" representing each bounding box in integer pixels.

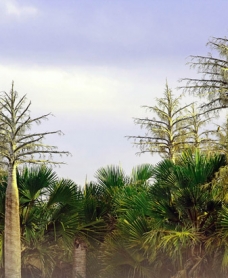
[{"left": 1, "top": 152, "right": 228, "bottom": 278}]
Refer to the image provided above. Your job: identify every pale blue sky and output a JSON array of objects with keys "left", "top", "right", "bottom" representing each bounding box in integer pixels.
[{"left": 0, "top": 0, "right": 227, "bottom": 184}]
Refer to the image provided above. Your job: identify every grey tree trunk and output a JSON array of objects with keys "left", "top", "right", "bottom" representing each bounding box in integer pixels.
[
  {"left": 4, "top": 164, "right": 21, "bottom": 278},
  {"left": 73, "top": 239, "right": 87, "bottom": 278}
]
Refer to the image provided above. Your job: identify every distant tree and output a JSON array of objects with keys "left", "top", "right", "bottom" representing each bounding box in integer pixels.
[
  {"left": 180, "top": 36, "right": 228, "bottom": 114},
  {"left": 127, "top": 83, "right": 193, "bottom": 162},
  {"left": 0, "top": 83, "right": 69, "bottom": 278}
]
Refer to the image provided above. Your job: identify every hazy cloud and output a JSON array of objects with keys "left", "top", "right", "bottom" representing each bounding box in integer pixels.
[{"left": 1, "top": 0, "right": 38, "bottom": 17}]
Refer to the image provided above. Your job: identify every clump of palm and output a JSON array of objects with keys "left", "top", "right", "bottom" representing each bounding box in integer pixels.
[
  {"left": 18, "top": 166, "right": 106, "bottom": 278},
  {"left": 0, "top": 165, "right": 90, "bottom": 277},
  {"left": 143, "top": 150, "right": 227, "bottom": 278},
  {"left": 18, "top": 166, "right": 78, "bottom": 278},
  {"left": 96, "top": 164, "right": 156, "bottom": 278}
]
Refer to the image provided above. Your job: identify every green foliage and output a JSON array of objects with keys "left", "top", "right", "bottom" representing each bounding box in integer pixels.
[
  {"left": 143, "top": 150, "right": 227, "bottom": 277},
  {"left": 0, "top": 165, "right": 109, "bottom": 277},
  {"left": 95, "top": 151, "right": 228, "bottom": 278}
]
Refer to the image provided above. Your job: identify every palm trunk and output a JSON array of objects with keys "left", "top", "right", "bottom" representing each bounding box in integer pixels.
[
  {"left": 4, "top": 164, "right": 21, "bottom": 278},
  {"left": 73, "top": 238, "right": 87, "bottom": 278}
]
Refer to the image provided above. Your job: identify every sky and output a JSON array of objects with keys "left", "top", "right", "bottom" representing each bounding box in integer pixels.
[{"left": 0, "top": 0, "right": 227, "bottom": 185}]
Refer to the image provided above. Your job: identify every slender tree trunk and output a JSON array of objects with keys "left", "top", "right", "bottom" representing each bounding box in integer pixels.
[
  {"left": 4, "top": 164, "right": 21, "bottom": 278},
  {"left": 73, "top": 238, "right": 87, "bottom": 278}
]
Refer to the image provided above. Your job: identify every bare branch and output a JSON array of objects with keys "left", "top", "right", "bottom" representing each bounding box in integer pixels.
[
  {"left": 17, "top": 150, "right": 69, "bottom": 158},
  {"left": 15, "top": 101, "right": 31, "bottom": 124},
  {"left": 17, "top": 130, "right": 62, "bottom": 143}
]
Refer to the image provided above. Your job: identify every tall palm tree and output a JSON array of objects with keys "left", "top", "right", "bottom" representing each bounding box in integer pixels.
[
  {"left": 0, "top": 166, "right": 62, "bottom": 277},
  {"left": 0, "top": 83, "right": 69, "bottom": 277}
]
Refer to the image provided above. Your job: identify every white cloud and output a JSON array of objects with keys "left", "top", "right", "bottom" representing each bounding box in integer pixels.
[
  {"left": 2, "top": 0, "right": 38, "bottom": 17},
  {"left": 0, "top": 64, "right": 149, "bottom": 116},
  {"left": 0, "top": 63, "right": 160, "bottom": 184}
]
